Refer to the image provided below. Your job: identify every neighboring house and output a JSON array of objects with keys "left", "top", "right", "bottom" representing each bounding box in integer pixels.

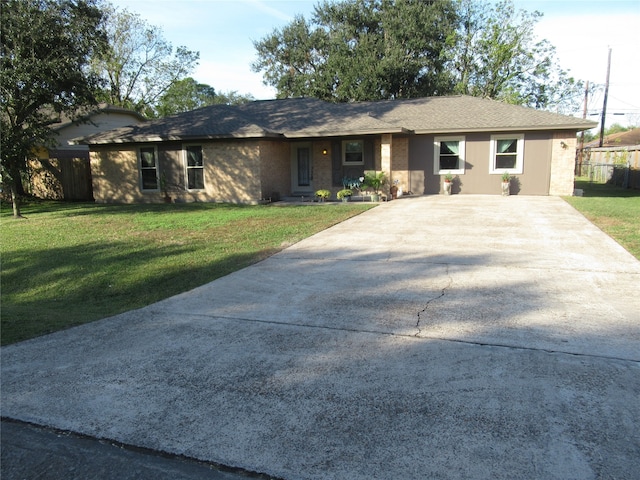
[
  {"left": 30, "top": 104, "right": 146, "bottom": 200},
  {"left": 583, "top": 128, "right": 640, "bottom": 148},
  {"left": 75, "top": 96, "right": 596, "bottom": 204},
  {"left": 579, "top": 128, "right": 640, "bottom": 189}
]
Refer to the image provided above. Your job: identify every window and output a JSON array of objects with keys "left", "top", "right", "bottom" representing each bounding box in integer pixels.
[
  {"left": 343, "top": 140, "right": 364, "bottom": 165},
  {"left": 434, "top": 136, "right": 465, "bottom": 175},
  {"left": 139, "top": 146, "right": 159, "bottom": 191},
  {"left": 490, "top": 134, "right": 524, "bottom": 174},
  {"left": 185, "top": 145, "right": 204, "bottom": 190}
]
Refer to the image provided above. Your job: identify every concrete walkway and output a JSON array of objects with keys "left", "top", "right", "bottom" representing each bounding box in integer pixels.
[{"left": 2, "top": 195, "right": 640, "bottom": 479}]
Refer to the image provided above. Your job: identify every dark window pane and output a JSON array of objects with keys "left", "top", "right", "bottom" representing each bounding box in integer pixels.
[
  {"left": 141, "top": 169, "right": 158, "bottom": 190},
  {"left": 496, "top": 154, "right": 517, "bottom": 169},
  {"left": 187, "top": 146, "right": 203, "bottom": 167},
  {"left": 345, "top": 152, "right": 362, "bottom": 163},
  {"left": 440, "top": 141, "right": 459, "bottom": 155},
  {"left": 140, "top": 148, "right": 156, "bottom": 168},
  {"left": 188, "top": 169, "right": 204, "bottom": 189},
  {"left": 344, "top": 141, "right": 363, "bottom": 163},
  {"left": 345, "top": 141, "right": 362, "bottom": 153},
  {"left": 497, "top": 139, "right": 517, "bottom": 154},
  {"left": 440, "top": 155, "right": 459, "bottom": 170}
]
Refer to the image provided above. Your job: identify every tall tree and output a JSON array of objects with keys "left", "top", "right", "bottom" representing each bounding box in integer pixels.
[
  {"left": 92, "top": 5, "right": 199, "bottom": 117},
  {"left": 447, "top": 0, "right": 584, "bottom": 112},
  {"left": 155, "top": 78, "right": 254, "bottom": 117},
  {"left": 253, "top": 0, "right": 583, "bottom": 113},
  {"left": 253, "top": 0, "right": 458, "bottom": 102},
  {"left": 0, "top": 0, "right": 107, "bottom": 217}
]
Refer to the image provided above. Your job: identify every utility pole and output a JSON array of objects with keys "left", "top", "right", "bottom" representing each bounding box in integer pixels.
[
  {"left": 578, "top": 80, "right": 589, "bottom": 172},
  {"left": 599, "top": 48, "right": 612, "bottom": 147}
]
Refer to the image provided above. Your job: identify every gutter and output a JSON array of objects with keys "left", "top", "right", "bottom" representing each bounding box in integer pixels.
[{"left": 414, "top": 124, "right": 598, "bottom": 135}]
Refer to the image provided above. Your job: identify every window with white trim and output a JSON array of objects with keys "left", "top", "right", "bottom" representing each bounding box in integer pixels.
[
  {"left": 139, "top": 146, "right": 159, "bottom": 191},
  {"left": 184, "top": 145, "right": 204, "bottom": 190},
  {"left": 434, "top": 136, "right": 465, "bottom": 175},
  {"left": 342, "top": 140, "right": 364, "bottom": 165},
  {"left": 490, "top": 134, "right": 524, "bottom": 174}
]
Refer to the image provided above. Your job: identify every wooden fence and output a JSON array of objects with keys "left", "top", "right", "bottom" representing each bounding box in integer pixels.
[
  {"left": 576, "top": 146, "right": 640, "bottom": 189},
  {"left": 28, "top": 155, "right": 93, "bottom": 201}
]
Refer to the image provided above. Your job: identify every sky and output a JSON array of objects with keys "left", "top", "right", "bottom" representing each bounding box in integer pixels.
[{"left": 109, "top": 0, "right": 640, "bottom": 129}]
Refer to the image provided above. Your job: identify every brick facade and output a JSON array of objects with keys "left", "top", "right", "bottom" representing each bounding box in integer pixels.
[
  {"left": 549, "top": 134, "right": 577, "bottom": 196},
  {"left": 91, "top": 131, "right": 580, "bottom": 204}
]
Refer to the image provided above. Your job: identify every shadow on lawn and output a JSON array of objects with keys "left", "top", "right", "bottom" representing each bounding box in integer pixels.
[
  {"left": 0, "top": 200, "right": 260, "bottom": 219},
  {"left": 574, "top": 180, "right": 640, "bottom": 198},
  {"left": 1, "top": 238, "right": 273, "bottom": 345}
]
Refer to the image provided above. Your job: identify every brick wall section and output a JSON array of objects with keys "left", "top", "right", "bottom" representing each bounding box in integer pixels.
[
  {"left": 372, "top": 135, "right": 410, "bottom": 196},
  {"left": 204, "top": 141, "right": 261, "bottom": 203},
  {"left": 549, "top": 134, "right": 577, "bottom": 196},
  {"left": 313, "top": 140, "right": 333, "bottom": 194},
  {"left": 91, "top": 147, "right": 142, "bottom": 203},
  {"left": 259, "top": 140, "right": 290, "bottom": 200},
  {"left": 91, "top": 141, "right": 264, "bottom": 204},
  {"left": 381, "top": 134, "right": 392, "bottom": 177},
  {"left": 391, "top": 136, "right": 409, "bottom": 194}
]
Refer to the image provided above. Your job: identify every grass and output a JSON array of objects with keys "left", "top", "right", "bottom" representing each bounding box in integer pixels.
[
  {"left": 564, "top": 178, "right": 640, "bottom": 260},
  {"left": 1, "top": 200, "right": 374, "bottom": 345}
]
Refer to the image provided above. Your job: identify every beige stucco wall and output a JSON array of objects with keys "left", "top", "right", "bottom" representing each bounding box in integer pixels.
[{"left": 408, "top": 132, "right": 569, "bottom": 195}]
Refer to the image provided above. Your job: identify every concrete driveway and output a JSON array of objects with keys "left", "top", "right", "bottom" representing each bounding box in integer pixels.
[{"left": 2, "top": 195, "right": 639, "bottom": 479}]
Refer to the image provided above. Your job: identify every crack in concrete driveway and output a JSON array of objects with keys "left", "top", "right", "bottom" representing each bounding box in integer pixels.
[
  {"left": 2, "top": 195, "right": 640, "bottom": 480},
  {"left": 416, "top": 265, "right": 453, "bottom": 337}
]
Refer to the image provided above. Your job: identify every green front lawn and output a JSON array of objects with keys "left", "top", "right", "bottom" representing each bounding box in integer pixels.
[
  {"left": 1, "top": 200, "right": 373, "bottom": 345},
  {"left": 564, "top": 178, "right": 640, "bottom": 260}
]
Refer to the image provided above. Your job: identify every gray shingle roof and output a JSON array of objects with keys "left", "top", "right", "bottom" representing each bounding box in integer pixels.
[
  {"left": 75, "top": 96, "right": 597, "bottom": 145},
  {"left": 362, "top": 96, "right": 597, "bottom": 133}
]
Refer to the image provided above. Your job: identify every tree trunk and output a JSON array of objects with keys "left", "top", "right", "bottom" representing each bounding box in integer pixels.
[{"left": 10, "top": 183, "right": 22, "bottom": 218}]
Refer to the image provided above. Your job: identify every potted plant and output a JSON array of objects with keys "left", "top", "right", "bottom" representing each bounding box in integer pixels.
[
  {"left": 315, "top": 189, "right": 331, "bottom": 202},
  {"left": 443, "top": 173, "right": 453, "bottom": 195},
  {"left": 501, "top": 172, "right": 511, "bottom": 196},
  {"left": 337, "top": 188, "right": 352, "bottom": 202},
  {"left": 363, "top": 171, "right": 387, "bottom": 202}
]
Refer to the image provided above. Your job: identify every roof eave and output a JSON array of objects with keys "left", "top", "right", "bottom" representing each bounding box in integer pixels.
[
  {"left": 74, "top": 131, "right": 285, "bottom": 145},
  {"left": 414, "top": 124, "right": 598, "bottom": 135},
  {"left": 283, "top": 127, "right": 411, "bottom": 138}
]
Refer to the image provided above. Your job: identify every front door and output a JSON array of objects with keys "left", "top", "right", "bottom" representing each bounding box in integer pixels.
[{"left": 292, "top": 144, "right": 313, "bottom": 193}]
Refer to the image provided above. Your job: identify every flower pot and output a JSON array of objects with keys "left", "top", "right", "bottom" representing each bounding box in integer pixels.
[
  {"left": 501, "top": 181, "right": 510, "bottom": 196},
  {"left": 371, "top": 193, "right": 380, "bottom": 202},
  {"left": 341, "top": 197, "right": 349, "bottom": 203},
  {"left": 443, "top": 181, "right": 452, "bottom": 195}
]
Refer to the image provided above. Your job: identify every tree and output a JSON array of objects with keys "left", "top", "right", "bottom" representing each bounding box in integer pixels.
[
  {"left": 155, "top": 78, "right": 217, "bottom": 117},
  {"left": 155, "top": 78, "right": 255, "bottom": 117},
  {"left": 252, "top": 0, "right": 458, "bottom": 102},
  {"left": 447, "top": 0, "right": 584, "bottom": 112},
  {"left": 213, "top": 90, "right": 256, "bottom": 107},
  {"left": 581, "top": 123, "right": 635, "bottom": 144},
  {"left": 92, "top": 4, "right": 199, "bottom": 117},
  {"left": 0, "top": 0, "right": 108, "bottom": 217},
  {"left": 253, "top": 0, "right": 583, "bottom": 113}
]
